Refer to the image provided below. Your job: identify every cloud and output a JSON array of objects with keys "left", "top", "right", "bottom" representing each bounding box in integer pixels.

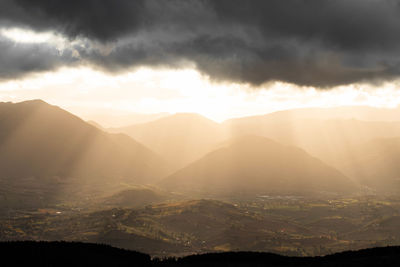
[
  {"left": 1, "top": 0, "right": 400, "bottom": 87},
  {"left": 0, "top": 35, "right": 78, "bottom": 80},
  {"left": 0, "top": 0, "right": 147, "bottom": 41}
]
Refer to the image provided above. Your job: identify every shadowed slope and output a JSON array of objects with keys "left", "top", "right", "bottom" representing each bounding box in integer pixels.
[
  {"left": 340, "top": 137, "right": 400, "bottom": 193},
  {"left": 0, "top": 100, "right": 166, "bottom": 185}
]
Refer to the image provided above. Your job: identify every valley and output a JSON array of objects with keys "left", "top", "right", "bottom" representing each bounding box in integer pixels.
[
  {"left": 1, "top": 100, "right": 400, "bottom": 258},
  {"left": 1, "top": 195, "right": 400, "bottom": 257}
]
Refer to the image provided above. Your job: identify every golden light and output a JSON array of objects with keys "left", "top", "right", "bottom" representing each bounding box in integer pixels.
[{"left": 0, "top": 66, "right": 400, "bottom": 125}]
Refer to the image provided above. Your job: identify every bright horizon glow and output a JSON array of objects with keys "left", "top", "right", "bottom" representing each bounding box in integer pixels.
[{"left": 1, "top": 66, "right": 400, "bottom": 125}]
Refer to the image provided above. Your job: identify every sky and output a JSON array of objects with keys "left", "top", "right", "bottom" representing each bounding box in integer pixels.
[{"left": 1, "top": 0, "right": 400, "bottom": 123}]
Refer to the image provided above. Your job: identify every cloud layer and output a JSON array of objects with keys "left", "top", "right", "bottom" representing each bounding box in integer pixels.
[{"left": 2, "top": 0, "right": 400, "bottom": 87}]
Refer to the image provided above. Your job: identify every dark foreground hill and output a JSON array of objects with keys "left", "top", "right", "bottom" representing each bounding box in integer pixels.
[
  {"left": 0, "top": 241, "right": 150, "bottom": 267},
  {"left": 1, "top": 241, "right": 400, "bottom": 267}
]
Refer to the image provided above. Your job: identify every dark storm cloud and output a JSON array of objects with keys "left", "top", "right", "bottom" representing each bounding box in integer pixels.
[
  {"left": 0, "top": 36, "right": 78, "bottom": 80},
  {"left": 0, "top": 0, "right": 147, "bottom": 41},
  {"left": 2, "top": 0, "right": 400, "bottom": 87}
]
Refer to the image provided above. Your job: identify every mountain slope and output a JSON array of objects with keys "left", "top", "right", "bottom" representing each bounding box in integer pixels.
[
  {"left": 109, "top": 113, "right": 228, "bottom": 170},
  {"left": 0, "top": 100, "right": 166, "bottom": 185},
  {"left": 160, "top": 136, "right": 356, "bottom": 195},
  {"left": 340, "top": 137, "right": 400, "bottom": 193}
]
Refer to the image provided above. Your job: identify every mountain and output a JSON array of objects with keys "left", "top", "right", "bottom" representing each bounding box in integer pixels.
[
  {"left": 108, "top": 107, "right": 400, "bottom": 175},
  {"left": 339, "top": 137, "right": 400, "bottom": 193},
  {"left": 222, "top": 108, "right": 400, "bottom": 194},
  {"left": 109, "top": 113, "right": 228, "bottom": 170},
  {"left": 224, "top": 113, "right": 400, "bottom": 170},
  {"left": 0, "top": 100, "right": 167, "bottom": 206},
  {"left": 160, "top": 136, "right": 356, "bottom": 195}
]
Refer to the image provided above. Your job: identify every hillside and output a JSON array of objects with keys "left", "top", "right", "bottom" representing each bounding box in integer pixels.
[
  {"left": 101, "top": 187, "right": 174, "bottom": 208},
  {"left": 109, "top": 113, "right": 228, "bottom": 170},
  {"left": 0, "top": 100, "right": 167, "bottom": 207},
  {"left": 160, "top": 136, "right": 356, "bottom": 195}
]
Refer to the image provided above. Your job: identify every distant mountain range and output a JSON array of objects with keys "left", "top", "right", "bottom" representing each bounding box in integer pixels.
[
  {"left": 109, "top": 113, "right": 228, "bottom": 169},
  {"left": 2, "top": 99, "right": 400, "bottom": 198},
  {"left": 108, "top": 105, "right": 400, "bottom": 194}
]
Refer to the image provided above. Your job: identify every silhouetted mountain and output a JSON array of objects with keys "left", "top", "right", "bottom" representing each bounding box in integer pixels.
[
  {"left": 160, "top": 136, "right": 356, "bottom": 195},
  {"left": 0, "top": 100, "right": 167, "bottom": 207},
  {"left": 110, "top": 113, "right": 228, "bottom": 170},
  {"left": 2, "top": 241, "right": 400, "bottom": 267}
]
